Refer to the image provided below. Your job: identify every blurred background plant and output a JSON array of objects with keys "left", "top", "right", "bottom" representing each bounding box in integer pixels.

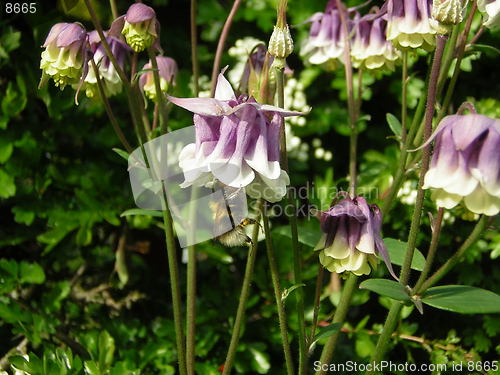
[{"left": 0, "top": 0, "right": 499, "bottom": 374}]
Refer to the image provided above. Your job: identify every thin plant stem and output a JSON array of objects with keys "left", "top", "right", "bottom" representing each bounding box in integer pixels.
[
  {"left": 210, "top": 0, "right": 243, "bottom": 97},
  {"left": 131, "top": 53, "right": 138, "bottom": 83},
  {"left": 152, "top": 103, "right": 159, "bottom": 130},
  {"left": 147, "top": 48, "right": 169, "bottom": 134},
  {"left": 308, "top": 264, "right": 324, "bottom": 346},
  {"left": 401, "top": 51, "right": 408, "bottom": 144},
  {"left": 275, "top": 66, "right": 307, "bottom": 375},
  {"left": 90, "top": 59, "right": 133, "bottom": 153},
  {"left": 417, "top": 216, "right": 489, "bottom": 293},
  {"left": 367, "top": 36, "right": 447, "bottom": 370},
  {"left": 436, "top": 25, "right": 460, "bottom": 99},
  {"left": 161, "top": 188, "right": 188, "bottom": 375},
  {"left": 186, "top": 243, "right": 196, "bottom": 375},
  {"left": 84, "top": 0, "right": 130, "bottom": 88},
  {"left": 399, "top": 35, "right": 446, "bottom": 287},
  {"left": 413, "top": 208, "right": 444, "bottom": 292},
  {"left": 222, "top": 201, "right": 263, "bottom": 375},
  {"left": 191, "top": 0, "right": 200, "bottom": 96},
  {"left": 437, "top": 2, "right": 476, "bottom": 123},
  {"left": 315, "top": 273, "right": 358, "bottom": 375},
  {"left": 109, "top": 0, "right": 118, "bottom": 20},
  {"left": 262, "top": 210, "right": 294, "bottom": 375}
]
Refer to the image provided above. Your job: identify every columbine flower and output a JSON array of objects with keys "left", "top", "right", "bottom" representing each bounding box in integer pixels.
[
  {"left": 477, "top": 0, "right": 500, "bottom": 29},
  {"left": 168, "top": 71, "right": 303, "bottom": 203},
  {"left": 301, "top": 0, "right": 347, "bottom": 68},
  {"left": 139, "top": 56, "right": 178, "bottom": 101},
  {"left": 40, "top": 22, "right": 87, "bottom": 89},
  {"left": 422, "top": 114, "right": 500, "bottom": 216},
  {"left": 351, "top": 13, "right": 401, "bottom": 70},
  {"left": 432, "top": 0, "right": 467, "bottom": 25},
  {"left": 315, "top": 196, "right": 396, "bottom": 277},
  {"left": 121, "top": 3, "right": 158, "bottom": 52},
  {"left": 80, "top": 31, "right": 130, "bottom": 98},
  {"left": 385, "top": 0, "right": 439, "bottom": 50}
]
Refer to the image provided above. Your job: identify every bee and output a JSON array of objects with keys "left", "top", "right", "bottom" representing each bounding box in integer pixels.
[{"left": 210, "top": 184, "right": 259, "bottom": 247}]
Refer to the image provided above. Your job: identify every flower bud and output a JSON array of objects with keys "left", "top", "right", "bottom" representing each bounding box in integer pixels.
[
  {"left": 432, "top": 0, "right": 467, "bottom": 25},
  {"left": 268, "top": 24, "right": 294, "bottom": 68},
  {"left": 40, "top": 22, "right": 87, "bottom": 89},
  {"left": 140, "top": 56, "right": 178, "bottom": 101},
  {"left": 121, "top": 3, "right": 158, "bottom": 52}
]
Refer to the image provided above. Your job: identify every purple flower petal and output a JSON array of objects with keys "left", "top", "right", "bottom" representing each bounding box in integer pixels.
[{"left": 125, "top": 3, "right": 156, "bottom": 24}]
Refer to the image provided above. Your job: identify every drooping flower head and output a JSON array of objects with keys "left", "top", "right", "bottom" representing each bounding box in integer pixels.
[
  {"left": 422, "top": 113, "right": 500, "bottom": 216},
  {"left": 40, "top": 22, "right": 87, "bottom": 89},
  {"left": 351, "top": 12, "right": 401, "bottom": 70},
  {"left": 168, "top": 71, "right": 303, "bottom": 203},
  {"left": 477, "top": 0, "right": 500, "bottom": 29},
  {"left": 315, "top": 195, "right": 397, "bottom": 277},
  {"left": 385, "top": 0, "right": 439, "bottom": 50},
  {"left": 121, "top": 3, "right": 159, "bottom": 52},
  {"left": 80, "top": 31, "right": 130, "bottom": 98},
  {"left": 301, "top": 0, "right": 348, "bottom": 69},
  {"left": 139, "top": 56, "right": 178, "bottom": 101}
]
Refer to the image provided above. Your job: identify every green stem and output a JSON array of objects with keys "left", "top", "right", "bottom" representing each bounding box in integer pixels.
[
  {"left": 436, "top": 25, "right": 460, "bottom": 99},
  {"left": 417, "top": 216, "right": 489, "bottom": 293},
  {"left": 367, "top": 36, "right": 447, "bottom": 371},
  {"left": 437, "top": 1, "right": 477, "bottom": 123},
  {"left": 262, "top": 211, "right": 294, "bottom": 375},
  {"left": 109, "top": 0, "right": 118, "bottom": 19},
  {"left": 275, "top": 66, "right": 307, "bottom": 375},
  {"left": 316, "top": 273, "right": 358, "bottom": 375},
  {"left": 308, "top": 264, "right": 324, "bottom": 346},
  {"left": 365, "top": 302, "right": 403, "bottom": 375},
  {"left": 401, "top": 51, "right": 408, "bottom": 145},
  {"left": 399, "top": 35, "right": 446, "bottom": 287},
  {"left": 191, "top": 0, "right": 200, "bottom": 96},
  {"left": 222, "top": 201, "right": 263, "bottom": 375},
  {"left": 161, "top": 193, "right": 187, "bottom": 375},
  {"left": 210, "top": 0, "right": 243, "bottom": 97},
  {"left": 147, "top": 48, "right": 169, "bottom": 134},
  {"left": 413, "top": 208, "right": 444, "bottom": 292},
  {"left": 186, "top": 242, "right": 196, "bottom": 375},
  {"left": 90, "top": 59, "right": 133, "bottom": 153}
]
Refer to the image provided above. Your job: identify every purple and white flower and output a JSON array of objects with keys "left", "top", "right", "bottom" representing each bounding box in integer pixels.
[
  {"left": 315, "top": 196, "right": 397, "bottom": 277},
  {"left": 477, "top": 0, "right": 500, "bottom": 29},
  {"left": 422, "top": 114, "right": 500, "bottom": 216},
  {"left": 301, "top": 0, "right": 347, "bottom": 68},
  {"left": 81, "top": 31, "right": 130, "bottom": 98},
  {"left": 385, "top": 0, "right": 439, "bottom": 50},
  {"left": 121, "top": 3, "right": 159, "bottom": 52},
  {"left": 139, "top": 56, "right": 178, "bottom": 101},
  {"left": 168, "top": 72, "right": 303, "bottom": 202},
  {"left": 40, "top": 22, "right": 87, "bottom": 89},
  {"left": 351, "top": 13, "right": 401, "bottom": 70}
]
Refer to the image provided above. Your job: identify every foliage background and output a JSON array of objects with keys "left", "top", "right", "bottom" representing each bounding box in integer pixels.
[{"left": 0, "top": 0, "right": 499, "bottom": 374}]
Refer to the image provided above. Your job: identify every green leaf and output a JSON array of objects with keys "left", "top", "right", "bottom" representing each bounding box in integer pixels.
[
  {"left": 11, "top": 206, "right": 35, "bottom": 226},
  {"left": 310, "top": 323, "right": 342, "bottom": 349},
  {"left": 273, "top": 225, "right": 322, "bottom": 248},
  {"left": 0, "top": 169, "right": 15, "bottom": 198},
  {"left": 384, "top": 238, "right": 425, "bottom": 271},
  {"left": 421, "top": 285, "right": 500, "bottom": 314},
  {"left": 281, "top": 283, "right": 306, "bottom": 302},
  {"left": 98, "top": 331, "right": 115, "bottom": 370},
  {"left": 19, "top": 262, "right": 45, "bottom": 284},
  {"left": 248, "top": 346, "right": 270, "bottom": 374},
  {"left": 359, "top": 279, "right": 410, "bottom": 302},
  {"left": 467, "top": 44, "right": 500, "bottom": 57},
  {"left": 112, "top": 148, "right": 130, "bottom": 161},
  {"left": 120, "top": 208, "right": 163, "bottom": 218},
  {"left": 355, "top": 332, "right": 375, "bottom": 358},
  {"left": 386, "top": 113, "right": 402, "bottom": 137},
  {"left": 0, "top": 137, "right": 13, "bottom": 163},
  {"left": 84, "top": 360, "right": 102, "bottom": 375}
]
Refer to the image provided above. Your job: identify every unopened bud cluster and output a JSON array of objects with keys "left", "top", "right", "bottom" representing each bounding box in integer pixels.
[
  {"left": 268, "top": 24, "right": 294, "bottom": 69},
  {"left": 432, "top": 0, "right": 468, "bottom": 25}
]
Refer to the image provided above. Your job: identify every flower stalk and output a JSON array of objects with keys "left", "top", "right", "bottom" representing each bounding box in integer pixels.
[{"left": 262, "top": 210, "right": 294, "bottom": 375}]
